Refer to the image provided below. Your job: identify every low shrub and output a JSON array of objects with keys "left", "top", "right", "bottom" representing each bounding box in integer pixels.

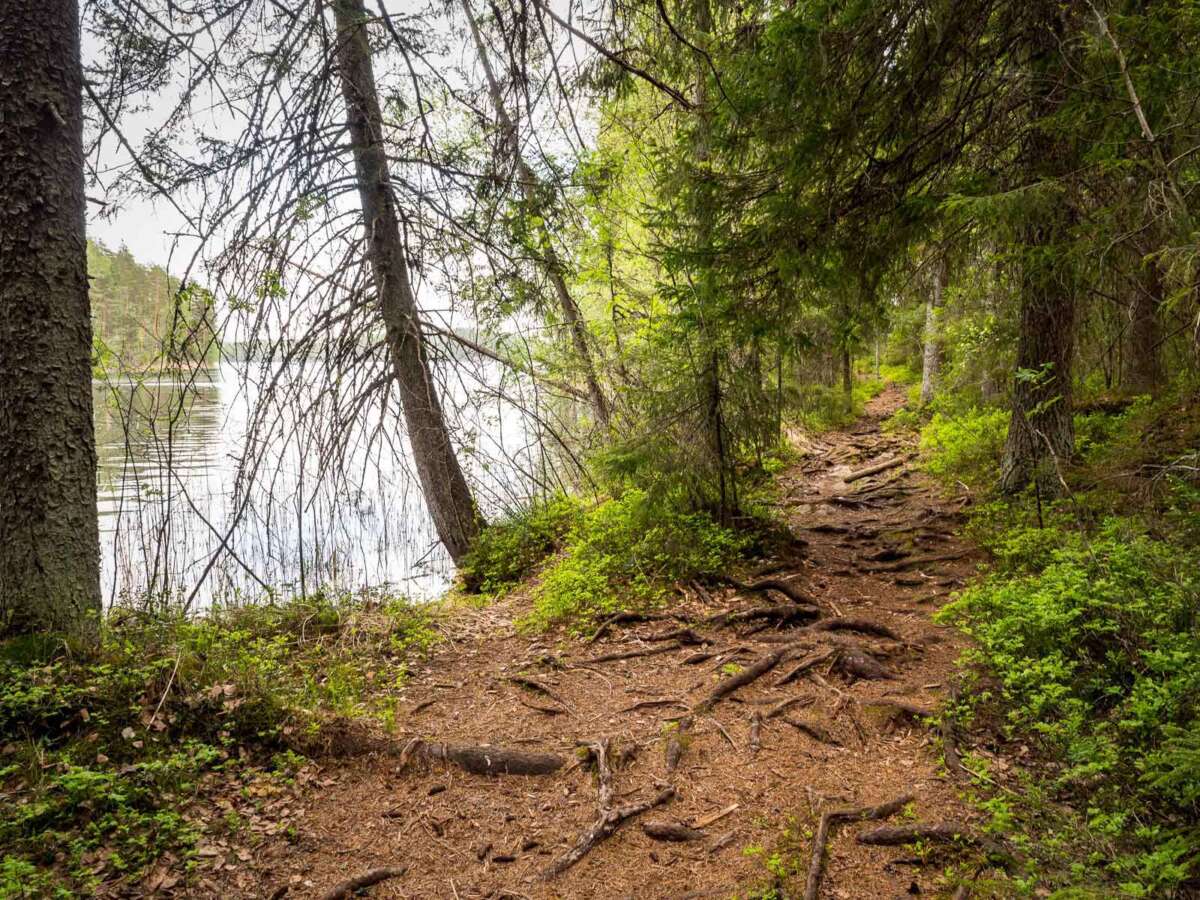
[
  {"left": 459, "top": 494, "right": 581, "bottom": 594},
  {"left": 919, "top": 406, "right": 1009, "bottom": 484},
  {"left": 523, "top": 489, "right": 747, "bottom": 630},
  {"left": 938, "top": 506, "right": 1200, "bottom": 894}
]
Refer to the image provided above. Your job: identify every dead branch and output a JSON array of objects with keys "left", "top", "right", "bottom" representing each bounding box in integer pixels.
[
  {"left": 642, "top": 821, "right": 705, "bottom": 842},
  {"left": 844, "top": 457, "right": 904, "bottom": 483},
  {"left": 802, "top": 795, "right": 913, "bottom": 900},
  {"left": 401, "top": 740, "right": 565, "bottom": 776},
  {"left": 544, "top": 739, "right": 675, "bottom": 877},
  {"left": 318, "top": 866, "right": 407, "bottom": 900}
]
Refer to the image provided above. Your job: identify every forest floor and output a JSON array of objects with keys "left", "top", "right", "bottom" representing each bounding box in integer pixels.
[{"left": 204, "top": 385, "right": 1004, "bottom": 900}]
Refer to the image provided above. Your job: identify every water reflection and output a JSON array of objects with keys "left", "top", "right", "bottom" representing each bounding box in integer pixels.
[{"left": 94, "top": 361, "right": 533, "bottom": 608}]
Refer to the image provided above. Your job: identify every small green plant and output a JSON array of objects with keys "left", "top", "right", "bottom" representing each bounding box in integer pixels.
[
  {"left": 919, "top": 406, "right": 1009, "bottom": 485},
  {"left": 459, "top": 494, "right": 581, "bottom": 595},
  {"left": 521, "top": 489, "right": 747, "bottom": 630}
]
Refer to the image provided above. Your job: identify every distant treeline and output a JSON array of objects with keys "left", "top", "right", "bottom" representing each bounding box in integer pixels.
[{"left": 89, "top": 241, "right": 218, "bottom": 375}]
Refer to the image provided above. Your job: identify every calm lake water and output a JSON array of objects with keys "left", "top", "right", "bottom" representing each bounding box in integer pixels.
[{"left": 94, "top": 360, "right": 538, "bottom": 608}]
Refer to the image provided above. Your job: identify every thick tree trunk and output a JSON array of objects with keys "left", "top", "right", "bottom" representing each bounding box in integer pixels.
[
  {"left": 998, "top": 1, "right": 1077, "bottom": 495},
  {"left": 0, "top": 0, "right": 101, "bottom": 638},
  {"left": 331, "top": 0, "right": 481, "bottom": 562},
  {"left": 920, "top": 255, "right": 947, "bottom": 406},
  {"left": 1126, "top": 260, "right": 1163, "bottom": 396},
  {"left": 460, "top": 0, "right": 610, "bottom": 427}
]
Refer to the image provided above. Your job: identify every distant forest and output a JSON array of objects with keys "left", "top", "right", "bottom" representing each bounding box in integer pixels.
[{"left": 88, "top": 241, "right": 217, "bottom": 375}]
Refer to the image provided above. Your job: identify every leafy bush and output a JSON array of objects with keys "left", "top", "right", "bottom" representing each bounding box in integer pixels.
[
  {"left": 524, "top": 489, "right": 746, "bottom": 629},
  {"left": 459, "top": 495, "right": 582, "bottom": 594},
  {"left": 938, "top": 513, "right": 1200, "bottom": 891},
  {"left": 919, "top": 407, "right": 1009, "bottom": 484}
]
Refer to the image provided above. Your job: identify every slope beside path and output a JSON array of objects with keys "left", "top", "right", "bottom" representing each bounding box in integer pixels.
[{"left": 208, "top": 385, "right": 997, "bottom": 900}]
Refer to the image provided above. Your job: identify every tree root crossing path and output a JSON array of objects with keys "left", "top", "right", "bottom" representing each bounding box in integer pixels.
[{"left": 211, "top": 387, "right": 999, "bottom": 899}]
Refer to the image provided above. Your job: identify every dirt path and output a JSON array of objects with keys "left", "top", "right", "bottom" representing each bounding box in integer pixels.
[{"left": 209, "top": 385, "right": 989, "bottom": 899}]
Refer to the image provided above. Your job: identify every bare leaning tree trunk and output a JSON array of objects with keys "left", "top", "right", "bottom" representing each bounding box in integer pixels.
[
  {"left": 460, "top": 0, "right": 610, "bottom": 428},
  {"left": 0, "top": 0, "right": 101, "bottom": 638},
  {"left": 920, "top": 253, "right": 947, "bottom": 407},
  {"left": 331, "top": 0, "right": 481, "bottom": 562}
]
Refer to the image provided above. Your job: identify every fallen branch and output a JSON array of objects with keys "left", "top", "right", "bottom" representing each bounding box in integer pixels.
[
  {"left": 400, "top": 740, "right": 565, "bottom": 776},
  {"left": 856, "top": 822, "right": 1010, "bottom": 860},
  {"left": 802, "top": 795, "right": 912, "bottom": 900},
  {"left": 318, "top": 866, "right": 407, "bottom": 900},
  {"left": 544, "top": 739, "right": 674, "bottom": 877},
  {"left": 844, "top": 456, "right": 904, "bottom": 483},
  {"left": 642, "top": 821, "right": 704, "bottom": 842},
  {"left": 748, "top": 711, "right": 762, "bottom": 755}
]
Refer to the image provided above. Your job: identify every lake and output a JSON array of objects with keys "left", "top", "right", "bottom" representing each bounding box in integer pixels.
[{"left": 93, "top": 359, "right": 539, "bottom": 609}]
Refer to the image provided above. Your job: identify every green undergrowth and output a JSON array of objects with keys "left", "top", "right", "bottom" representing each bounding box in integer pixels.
[
  {"left": 462, "top": 488, "right": 749, "bottom": 631},
  {"left": 792, "top": 370, "right": 888, "bottom": 431},
  {"left": 924, "top": 393, "right": 1200, "bottom": 896},
  {"left": 0, "top": 591, "right": 436, "bottom": 894}
]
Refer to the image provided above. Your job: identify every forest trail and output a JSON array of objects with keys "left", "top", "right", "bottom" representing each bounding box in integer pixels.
[{"left": 211, "top": 385, "right": 994, "bottom": 900}]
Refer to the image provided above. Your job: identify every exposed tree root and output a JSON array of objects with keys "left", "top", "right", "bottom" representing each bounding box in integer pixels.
[
  {"left": 717, "top": 575, "right": 814, "bottom": 606},
  {"left": 705, "top": 604, "right": 820, "bottom": 629},
  {"left": 697, "top": 648, "right": 785, "bottom": 712},
  {"left": 860, "top": 551, "right": 971, "bottom": 574},
  {"left": 833, "top": 648, "right": 894, "bottom": 680},
  {"left": 647, "top": 626, "right": 708, "bottom": 645},
  {"left": 802, "top": 795, "right": 913, "bottom": 900},
  {"left": 748, "top": 711, "right": 762, "bottom": 755},
  {"left": 776, "top": 649, "right": 835, "bottom": 686},
  {"left": 765, "top": 696, "right": 815, "bottom": 719},
  {"left": 856, "top": 822, "right": 1011, "bottom": 860},
  {"left": 508, "top": 676, "right": 570, "bottom": 711},
  {"left": 807, "top": 617, "right": 902, "bottom": 641},
  {"left": 781, "top": 716, "right": 840, "bottom": 746},
  {"left": 642, "top": 821, "right": 705, "bottom": 842},
  {"left": 585, "top": 611, "right": 677, "bottom": 644},
  {"left": 544, "top": 739, "right": 675, "bottom": 877},
  {"left": 579, "top": 642, "right": 682, "bottom": 665},
  {"left": 619, "top": 697, "right": 688, "bottom": 713},
  {"left": 400, "top": 740, "right": 565, "bottom": 776},
  {"left": 317, "top": 866, "right": 407, "bottom": 900}
]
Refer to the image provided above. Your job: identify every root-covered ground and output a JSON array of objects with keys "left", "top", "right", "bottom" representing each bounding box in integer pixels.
[{"left": 206, "top": 387, "right": 1002, "bottom": 899}]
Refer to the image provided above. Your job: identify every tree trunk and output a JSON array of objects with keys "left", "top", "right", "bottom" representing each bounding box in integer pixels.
[
  {"left": 841, "top": 345, "right": 853, "bottom": 411},
  {"left": 331, "top": 0, "right": 481, "bottom": 562},
  {"left": 920, "top": 254, "right": 947, "bottom": 406},
  {"left": 1126, "top": 259, "right": 1163, "bottom": 396},
  {"left": 998, "top": 1, "right": 1078, "bottom": 495},
  {"left": 0, "top": 0, "right": 101, "bottom": 638},
  {"left": 460, "top": 0, "right": 610, "bottom": 428}
]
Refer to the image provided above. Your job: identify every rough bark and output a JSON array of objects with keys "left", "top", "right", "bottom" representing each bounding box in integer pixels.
[
  {"left": 1126, "top": 258, "right": 1163, "bottom": 396},
  {"left": 841, "top": 344, "right": 853, "bottom": 411},
  {"left": 331, "top": 0, "right": 481, "bottom": 561},
  {"left": 998, "top": 3, "right": 1078, "bottom": 495},
  {"left": 920, "top": 254, "right": 947, "bottom": 406},
  {"left": 460, "top": 0, "right": 610, "bottom": 427},
  {"left": 0, "top": 0, "right": 101, "bottom": 638}
]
